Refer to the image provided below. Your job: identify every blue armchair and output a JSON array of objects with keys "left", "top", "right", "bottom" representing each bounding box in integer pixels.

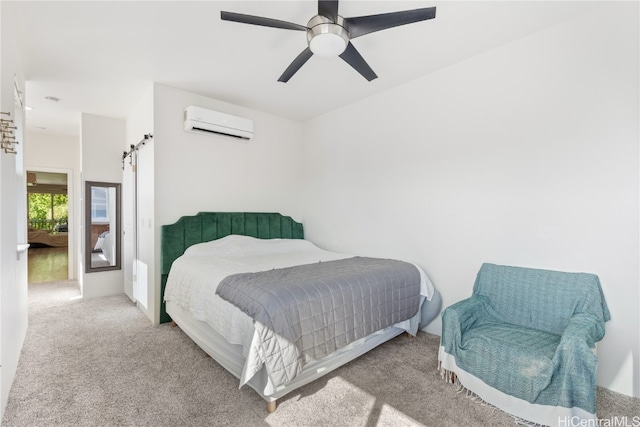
[{"left": 438, "top": 263, "right": 610, "bottom": 426}]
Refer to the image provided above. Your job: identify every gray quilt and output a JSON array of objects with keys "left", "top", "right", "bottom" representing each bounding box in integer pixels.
[{"left": 216, "top": 256, "right": 421, "bottom": 388}]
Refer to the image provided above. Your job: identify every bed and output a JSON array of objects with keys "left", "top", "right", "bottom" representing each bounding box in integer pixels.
[
  {"left": 92, "top": 230, "right": 114, "bottom": 266},
  {"left": 161, "top": 212, "right": 436, "bottom": 412},
  {"left": 27, "top": 228, "right": 68, "bottom": 247}
]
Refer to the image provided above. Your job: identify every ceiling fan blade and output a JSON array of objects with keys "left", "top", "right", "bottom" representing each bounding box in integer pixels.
[
  {"left": 339, "top": 42, "right": 377, "bottom": 81},
  {"left": 318, "top": 0, "right": 339, "bottom": 22},
  {"left": 344, "top": 7, "right": 436, "bottom": 39},
  {"left": 221, "top": 11, "right": 308, "bottom": 31},
  {"left": 278, "top": 48, "right": 314, "bottom": 83}
]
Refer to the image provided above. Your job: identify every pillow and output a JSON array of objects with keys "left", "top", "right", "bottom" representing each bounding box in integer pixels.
[{"left": 183, "top": 234, "right": 317, "bottom": 258}]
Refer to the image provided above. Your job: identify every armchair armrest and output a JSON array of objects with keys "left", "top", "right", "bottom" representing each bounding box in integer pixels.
[
  {"left": 549, "top": 313, "right": 603, "bottom": 412},
  {"left": 560, "top": 313, "right": 606, "bottom": 349},
  {"left": 441, "top": 296, "right": 491, "bottom": 350}
]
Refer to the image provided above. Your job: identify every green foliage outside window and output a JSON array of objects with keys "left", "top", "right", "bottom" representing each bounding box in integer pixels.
[{"left": 28, "top": 193, "right": 68, "bottom": 230}]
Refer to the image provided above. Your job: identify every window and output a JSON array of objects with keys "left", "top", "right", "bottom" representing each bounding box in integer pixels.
[
  {"left": 28, "top": 193, "right": 68, "bottom": 231},
  {"left": 90, "top": 187, "right": 109, "bottom": 223}
]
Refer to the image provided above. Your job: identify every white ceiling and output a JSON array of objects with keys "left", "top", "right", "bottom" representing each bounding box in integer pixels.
[{"left": 8, "top": 1, "right": 600, "bottom": 137}]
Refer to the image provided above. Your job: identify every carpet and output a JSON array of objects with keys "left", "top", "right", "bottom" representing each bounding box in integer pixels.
[{"left": 3, "top": 281, "right": 638, "bottom": 427}]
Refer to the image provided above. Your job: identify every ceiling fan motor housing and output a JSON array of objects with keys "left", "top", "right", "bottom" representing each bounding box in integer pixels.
[{"left": 307, "top": 15, "right": 349, "bottom": 57}]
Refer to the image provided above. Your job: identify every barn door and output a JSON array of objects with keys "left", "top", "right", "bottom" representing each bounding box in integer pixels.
[{"left": 122, "top": 148, "right": 137, "bottom": 302}]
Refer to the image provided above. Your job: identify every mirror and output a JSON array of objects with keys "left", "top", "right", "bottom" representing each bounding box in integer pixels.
[{"left": 85, "top": 181, "right": 121, "bottom": 272}]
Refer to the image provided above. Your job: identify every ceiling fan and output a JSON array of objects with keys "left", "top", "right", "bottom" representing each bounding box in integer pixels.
[{"left": 221, "top": 1, "right": 436, "bottom": 83}]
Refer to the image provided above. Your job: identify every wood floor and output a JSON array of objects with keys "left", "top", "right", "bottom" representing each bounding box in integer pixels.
[{"left": 28, "top": 246, "right": 69, "bottom": 284}]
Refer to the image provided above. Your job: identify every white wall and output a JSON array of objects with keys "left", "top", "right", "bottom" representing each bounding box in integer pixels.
[
  {"left": 300, "top": 3, "right": 639, "bottom": 398},
  {"left": 24, "top": 131, "right": 80, "bottom": 280},
  {"left": 80, "top": 113, "right": 126, "bottom": 298},
  {"left": 0, "top": 2, "right": 28, "bottom": 420},
  {"left": 24, "top": 131, "right": 79, "bottom": 169},
  {"left": 145, "top": 83, "right": 304, "bottom": 323}
]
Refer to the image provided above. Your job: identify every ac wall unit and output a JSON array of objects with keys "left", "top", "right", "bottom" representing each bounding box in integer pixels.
[{"left": 184, "top": 106, "right": 254, "bottom": 140}]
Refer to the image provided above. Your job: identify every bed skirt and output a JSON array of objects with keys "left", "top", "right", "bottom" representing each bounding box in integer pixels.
[{"left": 166, "top": 301, "right": 406, "bottom": 403}]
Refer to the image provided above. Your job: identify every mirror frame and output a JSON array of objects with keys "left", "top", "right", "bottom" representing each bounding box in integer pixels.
[{"left": 85, "top": 181, "right": 121, "bottom": 273}]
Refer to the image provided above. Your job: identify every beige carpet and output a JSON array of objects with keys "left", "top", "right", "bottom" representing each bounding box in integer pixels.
[{"left": 2, "top": 281, "right": 638, "bottom": 427}]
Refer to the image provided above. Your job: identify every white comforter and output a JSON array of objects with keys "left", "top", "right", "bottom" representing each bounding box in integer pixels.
[{"left": 164, "top": 235, "right": 434, "bottom": 388}]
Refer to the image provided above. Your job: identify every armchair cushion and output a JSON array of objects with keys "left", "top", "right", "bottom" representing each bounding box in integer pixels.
[
  {"left": 439, "top": 263, "right": 610, "bottom": 426},
  {"left": 462, "top": 323, "right": 560, "bottom": 399}
]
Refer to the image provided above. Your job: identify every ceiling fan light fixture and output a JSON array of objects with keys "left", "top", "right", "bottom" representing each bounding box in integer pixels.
[
  {"left": 307, "top": 15, "right": 349, "bottom": 57},
  {"left": 309, "top": 32, "right": 348, "bottom": 57}
]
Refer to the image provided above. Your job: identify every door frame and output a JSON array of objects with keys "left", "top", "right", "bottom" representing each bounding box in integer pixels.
[{"left": 25, "top": 166, "right": 75, "bottom": 280}]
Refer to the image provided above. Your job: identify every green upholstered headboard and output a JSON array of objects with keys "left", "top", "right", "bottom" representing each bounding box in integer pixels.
[{"left": 160, "top": 212, "right": 304, "bottom": 323}]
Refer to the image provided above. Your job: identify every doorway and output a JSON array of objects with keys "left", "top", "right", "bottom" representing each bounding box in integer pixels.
[{"left": 26, "top": 170, "right": 70, "bottom": 284}]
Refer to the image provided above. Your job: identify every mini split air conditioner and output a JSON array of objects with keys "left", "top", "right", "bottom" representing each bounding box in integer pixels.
[{"left": 184, "top": 106, "right": 254, "bottom": 140}]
